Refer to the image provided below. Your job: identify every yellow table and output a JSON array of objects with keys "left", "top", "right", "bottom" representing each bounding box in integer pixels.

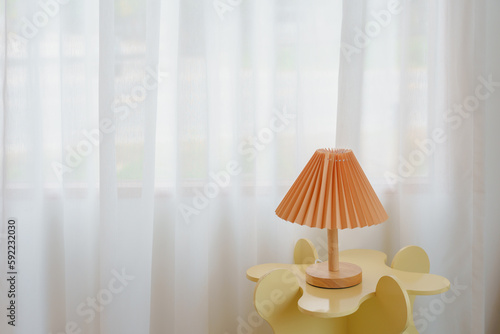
[{"left": 246, "top": 239, "right": 450, "bottom": 334}]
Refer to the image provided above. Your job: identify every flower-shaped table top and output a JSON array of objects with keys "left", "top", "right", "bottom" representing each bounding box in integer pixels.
[{"left": 246, "top": 249, "right": 450, "bottom": 318}]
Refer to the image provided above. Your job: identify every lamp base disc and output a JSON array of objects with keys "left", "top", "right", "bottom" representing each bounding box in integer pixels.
[{"left": 306, "top": 262, "right": 362, "bottom": 289}]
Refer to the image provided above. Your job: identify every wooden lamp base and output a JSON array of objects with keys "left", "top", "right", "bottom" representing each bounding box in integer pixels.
[
  {"left": 305, "top": 228, "right": 362, "bottom": 289},
  {"left": 306, "top": 261, "right": 362, "bottom": 288}
]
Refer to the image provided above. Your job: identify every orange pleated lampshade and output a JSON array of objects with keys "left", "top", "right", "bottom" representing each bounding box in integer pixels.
[{"left": 276, "top": 148, "right": 388, "bottom": 229}]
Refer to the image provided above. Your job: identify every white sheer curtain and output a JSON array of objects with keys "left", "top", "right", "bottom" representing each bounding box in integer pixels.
[
  {"left": 0, "top": 0, "right": 499, "bottom": 334},
  {"left": 337, "top": 1, "right": 500, "bottom": 333}
]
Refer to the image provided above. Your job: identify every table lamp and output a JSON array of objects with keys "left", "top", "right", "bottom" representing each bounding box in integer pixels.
[{"left": 275, "top": 148, "right": 388, "bottom": 288}]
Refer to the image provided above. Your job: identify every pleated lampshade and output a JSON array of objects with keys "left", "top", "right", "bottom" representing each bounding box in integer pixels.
[
  {"left": 276, "top": 148, "right": 388, "bottom": 229},
  {"left": 275, "top": 148, "right": 388, "bottom": 288}
]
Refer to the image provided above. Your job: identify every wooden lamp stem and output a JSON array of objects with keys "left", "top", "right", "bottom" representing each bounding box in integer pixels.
[
  {"left": 328, "top": 228, "right": 339, "bottom": 272},
  {"left": 306, "top": 228, "right": 362, "bottom": 288}
]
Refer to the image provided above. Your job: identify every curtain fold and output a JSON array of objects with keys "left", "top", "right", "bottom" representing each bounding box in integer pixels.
[{"left": 1, "top": 1, "right": 499, "bottom": 334}]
